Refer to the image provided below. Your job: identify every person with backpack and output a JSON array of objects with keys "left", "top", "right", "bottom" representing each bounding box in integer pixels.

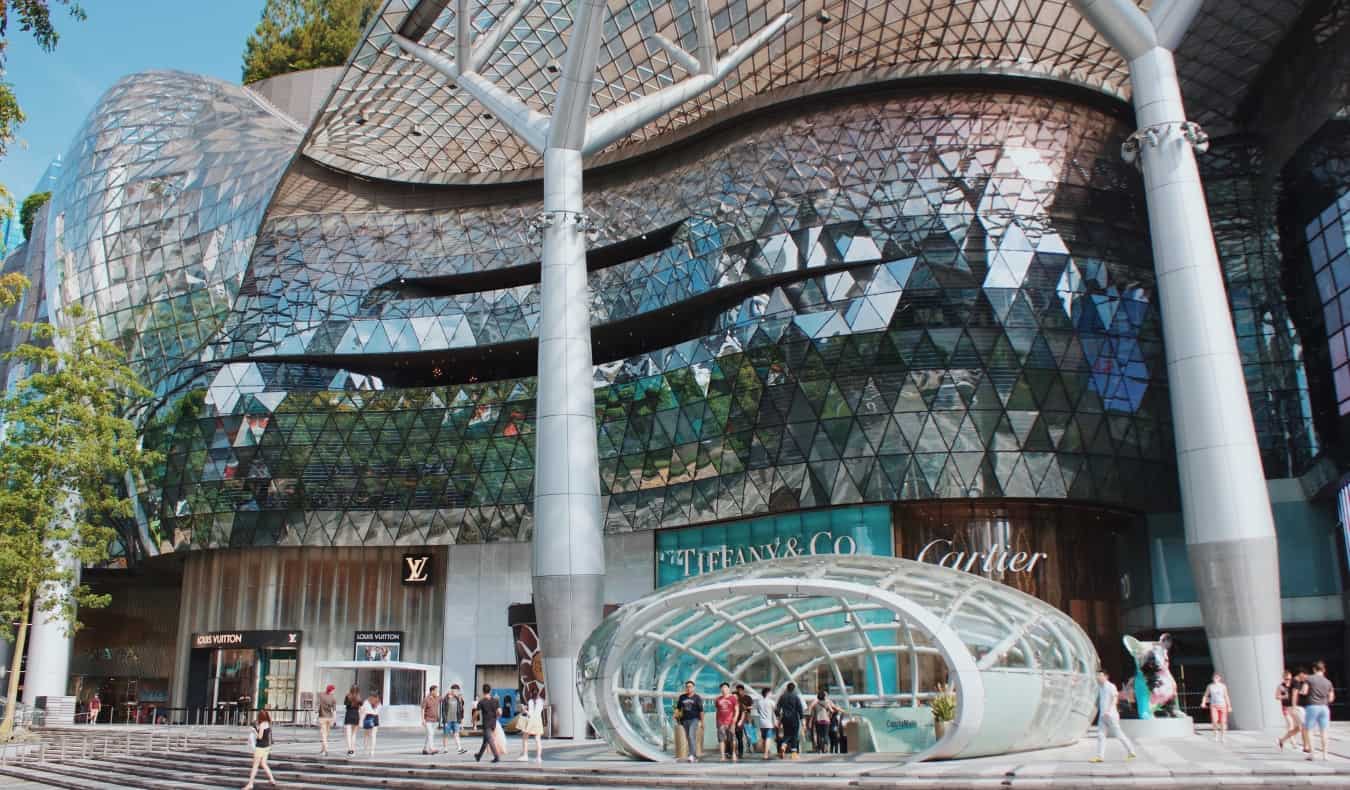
[
  {"left": 808, "top": 691, "right": 837, "bottom": 753},
  {"left": 241, "top": 709, "right": 277, "bottom": 789},
  {"left": 775, "top": 682, "right": 805, "bottom": 759}
]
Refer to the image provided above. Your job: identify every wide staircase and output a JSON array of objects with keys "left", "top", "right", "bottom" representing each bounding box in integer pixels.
[{"left": 0, "top": 744, "right": 870, "bottom": 790}]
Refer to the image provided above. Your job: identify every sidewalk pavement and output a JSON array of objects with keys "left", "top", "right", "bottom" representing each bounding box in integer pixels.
[{"left": 256, "top": 720, "right": 1350, "bottom": 781}]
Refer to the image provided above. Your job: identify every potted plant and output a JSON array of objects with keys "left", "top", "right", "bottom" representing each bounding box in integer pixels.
[{"left": 930, "top": 689, "right": 956, "bottom": 740}]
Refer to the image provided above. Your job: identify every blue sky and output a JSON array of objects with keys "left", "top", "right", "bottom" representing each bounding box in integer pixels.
[{"left": 1, "top": 0, "right": 267, "bottom": 200}]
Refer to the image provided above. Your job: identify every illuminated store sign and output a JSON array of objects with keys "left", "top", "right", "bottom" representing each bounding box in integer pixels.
[
  {"left": 402, "top": 553, "right": 434, "bottom": 586},
  {"left": 915, "top": 539, "right": 1047, "bottom": 573},
  {"left": 656, "top": 506, "right": 893, "bottom": 586},
  {"left": 192, "top": 631, "right": 300, "bottom": 650},
  {"left": 354, "top": 631, "right": 403, "bottom": 661}
]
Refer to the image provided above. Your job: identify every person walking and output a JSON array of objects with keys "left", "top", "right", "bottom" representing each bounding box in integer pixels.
[
  {"left": 675, "top": 680, "right": 704, "bottom": 762},
  {"left": 87, "top": 694, "right": 101, "bottom": 725},
  {"left": 1276, "top": 671, "right": 1302, "bottom": 751},
  {"left": 1091, "top": 671, "right": 1137, "bottom": 763},
  {"left": 1201, "top": 673, "right": 1232, "bottom": 743},
  {"left": 441, "top": 683, "right": 468, "bottom": 755},
  {"left": 733, "top": 684, "right": 754, "bottom": 759},
  {"left": 775, "top": 682, "right": 805, "bottom": 759},
  {"left": 714, "top": 683, "right": 740, "bottom": 761},
  {"left": 360, "top": 692, "right": 382, "bottom": 758},
  {"left": 1291, "top": 669, "right": 1313, "bottom": 753},
  {"left": 241, "top": 709, "right": 277, "bottom": 789},
  {"left": 808, "top": 691, "right": 836, "bottom": 754},
  {"left": 474, "top": 684, "right": 502, "bottom": 763},
  {"left": 341, "top": 686, "right": 362, "bottom": 756},
  {"left": 421, "top": 684, "right": 442, "bottom": 755},
  {"left": 1301, "top": 661, "right": 1335, "bottom": 761},
  {"left": 517, "top": 687, "right": 546, "bottom": 763},
  {"left": 752, "top": 687, "right": 777, "bottom": 760},
  {"left": 316, "top": 684, "right": 337, "bottom": 756}
]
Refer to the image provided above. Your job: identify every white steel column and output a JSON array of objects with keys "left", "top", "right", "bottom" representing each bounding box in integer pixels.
[
  {"left": 21, "top": 568, "right": 77, "bottom": 711},
  {"left": 1072, "top": 0, "right": 1284, "bottom": 729},
  {"left": 396, "top": 0, "right": 789, "bottom": 738}
]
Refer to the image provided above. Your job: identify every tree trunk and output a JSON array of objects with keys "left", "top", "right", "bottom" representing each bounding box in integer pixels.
[{"left": 0, "top": 583, "right": 33, "bottom": 742}]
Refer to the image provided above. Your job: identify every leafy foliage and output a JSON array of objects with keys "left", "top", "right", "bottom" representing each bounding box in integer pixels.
[
  {"left": 0, "top": 2, "right": 86, "bottom": 216},
  {"left": 241, "top": 0, "right": 380, "bottom": 84},
  {"left": 929, "top": 689, "right": 956, "bottom": 723},
  {"left": 0, "top": 271, "right": 24, "bottom": 308},
  {"left": 18, "top": 189, "right": 47, "bottom": 237},
  {"left": 0, "top": 305, "right": 157, "bottom": 738}
]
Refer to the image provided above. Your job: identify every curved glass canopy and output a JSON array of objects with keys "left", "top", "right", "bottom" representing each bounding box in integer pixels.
[{"left": 577, "top": 554, "right": 1098, "bottom": 761}]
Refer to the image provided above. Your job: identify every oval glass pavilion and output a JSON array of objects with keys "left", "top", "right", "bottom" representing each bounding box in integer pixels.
[{"left": 577, "top": 554, "right": 1098, "bottom": 761}]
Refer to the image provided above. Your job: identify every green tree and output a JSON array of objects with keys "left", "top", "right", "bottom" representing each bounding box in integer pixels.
[
  {"left": 0, "top": 2, "right": 86, "bottom": 214},
  {"left": 0, "top": 304, "right": 157, "bottom": 740},
  {"left": 0, "top": 272, "right": 24, "bottom": 308},
  {"left": 241, "top": 0, "right": 379, "bottom": 84},
  {"left": 18, "top": 190, "right": 47, "bottom": 238}
]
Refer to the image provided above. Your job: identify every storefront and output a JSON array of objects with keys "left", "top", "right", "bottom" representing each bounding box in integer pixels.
[{"left": 186, "top": 630, "right": 301, "bottom": 722}]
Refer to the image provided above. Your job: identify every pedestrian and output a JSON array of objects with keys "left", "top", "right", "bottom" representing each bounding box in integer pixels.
[
  {"left": 501, "top": 694, "right": 514, "bottom": 722},
  {"left": 714, "top": 682, "right": 739, "bottom": 761},
  {"left": 828, "top": 709, "right": 845, "bottom": 753},
  {"left": 517, "top": 687, "right": 545, "bottom": 763},
  {"left": 675, "top": 680, "right": 704, "bottom": 762},
  {"left": 342, "top": 685, "right": 362, "bottom": 756},
  {"left": 1199, "top": 672, "right": 1231, "bottom": 743},
  {"left": 733, "top": 684, "right": 754, "bottom": 758},
  {"left": 474, "top": 684, "right": 502, "bottom": 763},
  {"left": 441, "top": 683, "right": 467, "bottom": 755},
  {"left": 241, "top": 708, "right": 277, "bottom": 789},
  {"left": 1300, "top": 661, "right": 1335, "bottom": 761},
  {"left": 1276, "top": 671, "right": 1302, "bottom": 750},
  {"left": 360, "top": 692, "right": 381, "bottom": 758},
  {"left": 316, "top": 684, "right": 337, "bottom": 756},
  {"left": 421, "top": 684, "right": 441, "bottom": 755},
  {"left": 1091, "top": 671, "right": 1137, "bottom": 762},
  {"left": 775, "top": 682, "right": 805, "bottom": 759},
  {"left": 752, "top": 687, "right": 776, "bottom": 760},
  {"left": 808, "top": 691, "right": 836, "bottom": 753},
  {"left": 87, "top": 694, "right": 101, "bottom": 725},
  {"left": 1291, "top": 668, "right": 1313, "bottom": 753}
]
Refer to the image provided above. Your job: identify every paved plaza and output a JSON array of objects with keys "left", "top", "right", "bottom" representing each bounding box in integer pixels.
[{"left": 2, "top": 723, "right": 1350, "bottom": 788}]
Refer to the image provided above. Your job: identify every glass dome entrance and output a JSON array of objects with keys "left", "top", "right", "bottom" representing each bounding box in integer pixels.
[{"left": 577, "top": 554, "right": 1098, "bottom": 761}]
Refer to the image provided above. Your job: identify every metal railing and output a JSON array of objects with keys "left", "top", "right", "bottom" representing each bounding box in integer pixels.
[
  {"left": 80, "top": 706, "right": 314, "bottom": 727},
  {"left": 0, "top": 728, "right": 239, "bottom": 767}
]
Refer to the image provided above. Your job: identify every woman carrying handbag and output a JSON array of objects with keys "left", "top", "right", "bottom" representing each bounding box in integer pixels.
[
  {"left": 241, "top": 709, "right": 277, "bottom": 789},
  {"left": 517, "top": 688, "right": 546, "bottom": 763}
]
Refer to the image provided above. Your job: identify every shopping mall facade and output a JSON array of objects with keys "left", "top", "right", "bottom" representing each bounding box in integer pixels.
[{"left": 1, "top": 0, "right": 1347, "bottom": 752}]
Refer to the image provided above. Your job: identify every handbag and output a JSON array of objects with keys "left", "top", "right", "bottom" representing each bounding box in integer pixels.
[
  {"left": 491, "top": 721, "right": 507, "bottom": 754},
  {"left": 362, "top": 714, "right": 378, "bottom": 729}
]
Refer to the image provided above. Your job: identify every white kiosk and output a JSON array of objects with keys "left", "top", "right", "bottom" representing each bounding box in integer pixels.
[{"left": 314, "top": 661, "right": 441, "bottom": 729}]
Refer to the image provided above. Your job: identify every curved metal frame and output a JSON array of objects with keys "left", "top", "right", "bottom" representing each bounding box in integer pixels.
[{"left": 592, "top": 577, "right": 987, "bottom": 763}]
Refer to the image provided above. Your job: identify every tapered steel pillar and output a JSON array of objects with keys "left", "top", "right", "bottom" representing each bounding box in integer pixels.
[
  {"left": 395, "top": 0, "right": 789, "bottom": 739},
  {"left": 531, "top": 149, "right": 605, "bottom": 740},
  {"left": 1073, "top": 0, "right": 1284, "bottom": 729}
]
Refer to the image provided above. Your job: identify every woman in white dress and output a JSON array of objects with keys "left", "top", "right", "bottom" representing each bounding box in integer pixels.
[{"left": 517, "top": 688, "right": 546, "bottom": 763}]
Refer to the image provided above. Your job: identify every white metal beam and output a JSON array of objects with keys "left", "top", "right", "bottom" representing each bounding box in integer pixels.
[
  {"left": 1074, "top": 0, "right": 1156, "bottom": 60},
  {"left": 583, "top": 12, "right": 792, "bottom": 156},
  {"left": 467, "top": 0, "right": 531, "bottom": 73},
  {"left": 1149, "top": 0, "right": 1205, "bottom": 51}
]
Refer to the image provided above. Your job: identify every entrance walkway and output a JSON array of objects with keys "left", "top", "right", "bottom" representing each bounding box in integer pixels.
[{"left": 1, "top": 723, "right": 1348, "bottom": 787}]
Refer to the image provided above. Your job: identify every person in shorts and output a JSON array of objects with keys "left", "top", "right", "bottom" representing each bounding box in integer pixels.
[
  {"left": 714, "top": 682, "right": 740, "bottom": 761},
  {"left": 316, "top": 683, "right": 337, "bottom": 756},
  {"left": 1301, "top": 661, "right": 1335, "bottom": 761},
  {"left": 1277, "top": 670, "right": 1303, "bottom": 751},
  {"left": 752, "top": 687, "right": 777, "bottom": 760},
  {"left": 1201, "top": 673, "right": 1231, "bottom": 743},
  {"left": 241, "top": 709, "right": 276, "bottom": 789},
  {"left": 440, "top": 683, "right": 467, "bottom": 754}
]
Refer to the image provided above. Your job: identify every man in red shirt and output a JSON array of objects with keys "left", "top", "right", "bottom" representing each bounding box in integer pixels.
[{"left": 714, "top": 682, "right": 740, "bottom": 761}]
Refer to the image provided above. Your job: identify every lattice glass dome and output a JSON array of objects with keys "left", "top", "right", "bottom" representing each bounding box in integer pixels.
[{"left": 577, "top": 554, "right": 1098, "bottom": 761}]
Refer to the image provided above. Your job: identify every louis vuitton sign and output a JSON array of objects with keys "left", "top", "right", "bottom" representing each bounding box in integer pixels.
[{"left": 401, "top": 553, "right": 434, "bottom": 586}]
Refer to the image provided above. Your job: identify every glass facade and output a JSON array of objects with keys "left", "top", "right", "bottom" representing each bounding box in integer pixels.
[
  {"left": 577, "top": 554, "right": 1097, "bottom": 761},
  {"left": 125, "top": 88, "right": 1175, "bottom": 553},
  {"left": 1202, "top": 141, "right": 1319, "bottom": 477}
]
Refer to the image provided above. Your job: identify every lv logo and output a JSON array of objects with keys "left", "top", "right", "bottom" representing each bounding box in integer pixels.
[{"left": 403, "top": 554, "right": 432, "bottom": 584}]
